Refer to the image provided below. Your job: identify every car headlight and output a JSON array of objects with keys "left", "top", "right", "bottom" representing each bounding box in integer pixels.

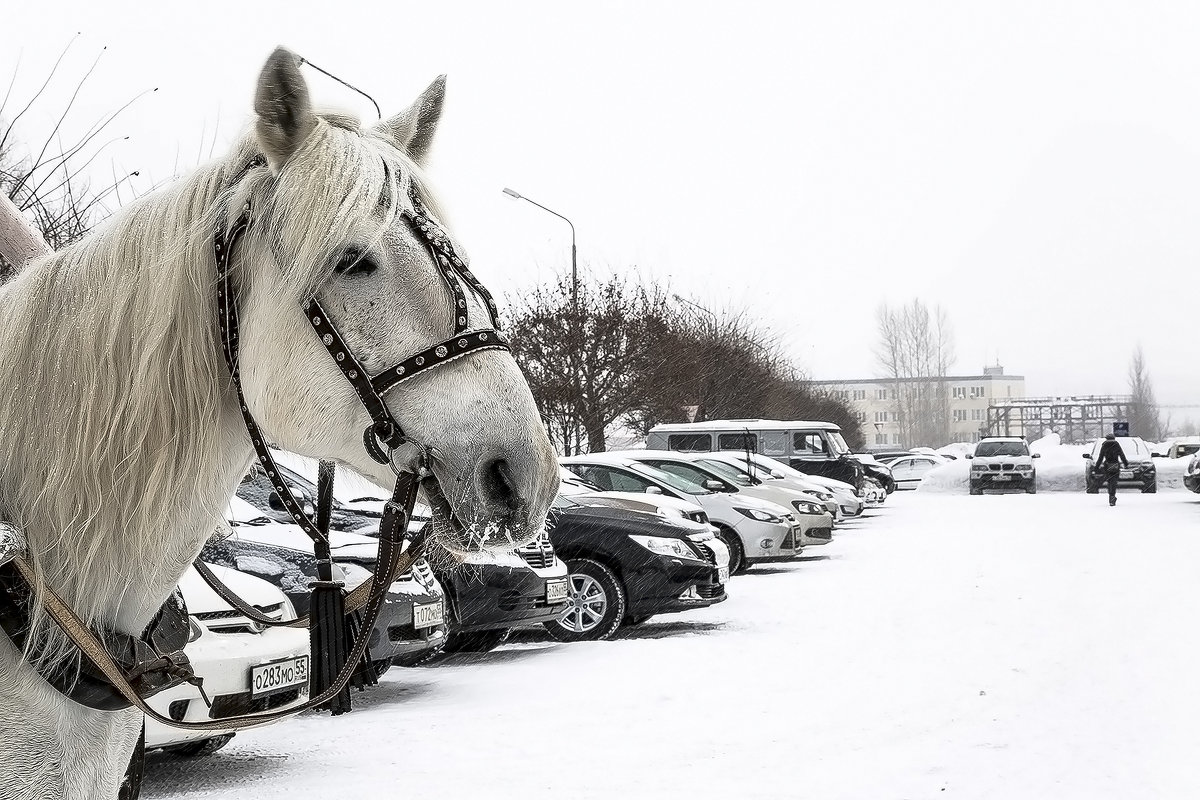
[
  {"left": 792, "top": 500, "right": 825, "bottom": 516},
  {"left": 187, "top": 617, "right": 204, "bottom": 643},
  {"left": 734, "top": 507, "right": 785, "bottom": 524},
  {"left": 337, "top": 562, "right": 374, "bottom": 591},
  {"left": 627, "top": 534, "right": 703, "bottom": 560},
  {"left": 278, "top": 594, "right": 299, "bottom": 622},
  {"left": 971, "top": 464, "right": 988, "bottom": 472}
]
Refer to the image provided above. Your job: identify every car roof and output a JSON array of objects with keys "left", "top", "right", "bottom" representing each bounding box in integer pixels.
[
  {"left": 648, "top": 419, "right": 841, "bottom": 432},
  {"left": 978, "top": 437, "right": 1026, "bottom": 443}
]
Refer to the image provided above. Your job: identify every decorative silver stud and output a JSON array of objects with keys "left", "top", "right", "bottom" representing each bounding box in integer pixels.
[
  {"left": 336, "top": 353, "right": 345, "bottom": 362},
  {"left": 322, "top": 334, "right": 334, "bottom": 346},
  {"left": 480, "top": 333, "right": 489, "bottom": 341},
  {"left": 458, "top": 338, "right": 468, "bottom": 348},
  {"left": 348, "top": 370, "right": 357, "bottom": 379},
  {"left": 395, "top": 366, "right": 405, "bottom": 375},
  {"left": 415, "top": 356, "right": 425, "bottom": 366},
  {"left": 312, "top": 316, "right": 321, "bottom": 325},
  {"left": 435, "top": 346, "right": 448, "bottom": 358},
  {"left": 458, "top": 317, "right": 466, "bottom": 325}
]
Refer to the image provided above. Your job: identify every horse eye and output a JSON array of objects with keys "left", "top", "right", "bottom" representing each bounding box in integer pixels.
[{"left": 334, "top": 249, "right": 378, "bottom": 277}]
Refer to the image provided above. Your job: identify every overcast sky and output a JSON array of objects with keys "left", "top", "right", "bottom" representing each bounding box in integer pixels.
[{"left": 4, "top": 2, "right": 1197, "bottom": 415}]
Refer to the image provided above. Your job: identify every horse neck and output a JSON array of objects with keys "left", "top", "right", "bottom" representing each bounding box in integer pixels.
[{"left": 0, "top": 164, "right": 254, "bottom": 638}]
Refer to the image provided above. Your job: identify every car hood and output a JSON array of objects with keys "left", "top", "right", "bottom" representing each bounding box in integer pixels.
[
  {"left": 550, "top": 504, "right": 695, "bottom": 538},
  {"left": 178, "top": 562, "right": 286, "bottom": 616}
]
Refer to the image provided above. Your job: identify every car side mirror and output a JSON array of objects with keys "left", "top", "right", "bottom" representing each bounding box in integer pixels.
[
  {"left": 770, "top": 469, "right": 785, "bottom": 479},
  {"left": 644, "top": 485, "right": 662, "bottom": 495},
  {"left": 964, "top": 455, "right": 972, "bottom": 460},
  {"left": 1152, "top": 452, "right": 1164, "bottom": 459},
  {"left": 1032, "top": 453, "right": 1041, "bottom": 459},
  {"left": 1082, "top": 454, "right": 1091, "bottom": 459},
  {"left": 704, "top": 480, "right": 726, "bottom": 491}
]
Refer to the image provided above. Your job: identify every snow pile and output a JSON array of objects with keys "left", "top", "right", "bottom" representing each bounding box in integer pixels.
[{"left": 937, "top": 442, "right": 974, "bottom": 460}]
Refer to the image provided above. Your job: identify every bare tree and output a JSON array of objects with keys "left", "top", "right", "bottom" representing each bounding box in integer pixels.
[
  {"left": 1127, "top": 345, "right": 1162, "bottom": 440},
  {"left": 874, "top": 299, "right": 956, "bottom": 447}
]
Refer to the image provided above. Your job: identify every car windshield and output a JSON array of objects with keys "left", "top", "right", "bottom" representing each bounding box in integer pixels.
[
  {"left": 558, "top": 479, "right": 595, "bottom": 497},
  {"left": 696, "top": 459, "right": 754, "bottom": 486},
  {"left": 974, "top": 441, "right": 1029, "bottom": 457},
  {"left": 627, "top": 462, "right": 713, "bottom": 495},
  {"left": 738, "top": 452, "right": 809, "bottom": 481},
  {"left": 551, "top": 494, "right": 580, "bottom": 510},
  {"left": 827, "top": 432, "right": 851, "bottom": 455}
]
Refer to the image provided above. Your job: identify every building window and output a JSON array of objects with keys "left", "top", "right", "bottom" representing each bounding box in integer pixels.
[
  {"left": 953, "top": 409, "right": 967, "bottom": 422},
  {"left": 892, "top": 434, "right": 902, "bottom": 444},
  {"left": 890, "top": 412, "right": 899, "bottom": 422},
  {"left": 970, "top": 386, "right": 985, "bottom": 398},
  {"left": 952, "top": 386, "right": 966, "bottom": 399},
  {"left": 875, "top": 433, "right": 888, "bottom": 445},
  {"left": 874, "top": 411, "right": 888, "bottom": 423},
  {"left": 855, "top": 411, "right": 867, "bottom": 423},
  {"left": 971, "top": 409, "right": 984, "bottom": 421},
  {"left": 876, "top": 389, "right": 889, "bottom": 400},
  {"left": 853, "top": 390, "right": 867, "bottom": 401}
]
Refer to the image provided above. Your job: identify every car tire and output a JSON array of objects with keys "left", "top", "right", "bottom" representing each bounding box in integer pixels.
[
  {"left": 543, "top": 559, "right": 626, "bottom": 643},
  {"left": 163, "top": 734, "right": 235, "bottom": 758},
  {"left": 624, "top": 614, "right": 653, "bottom": 626},
  {"left": 443, "top": 627, "right": 512, "bottom": 654},
  {"left": 369, "top": 658, "right": 394, "bottom": 680},
  {"left": 715, "top": 526, "right": 748, "bottom": 575},
  {"left": 969, "top": 484, "right": 982, "bottom": 496},
  {"left": 1026, "top": 483, "right": 1037, "bottom": 494}
]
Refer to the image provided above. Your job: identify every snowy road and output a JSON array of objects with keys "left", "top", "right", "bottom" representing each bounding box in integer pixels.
[{"left": 144, "top": 491, "right": 1200, "bottom": 799}]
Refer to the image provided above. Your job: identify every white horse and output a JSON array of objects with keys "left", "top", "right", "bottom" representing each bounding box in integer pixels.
[{"left": 0, "top": 48, "right": 558, "bottom": 799}]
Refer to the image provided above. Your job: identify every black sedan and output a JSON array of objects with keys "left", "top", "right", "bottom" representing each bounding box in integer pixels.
[{"left": 543, "top": 497, "right": 727, "bottom": 642}]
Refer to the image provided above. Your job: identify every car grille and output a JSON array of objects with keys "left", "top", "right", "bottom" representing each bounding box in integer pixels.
[
  {"left": 208, "top": 687, "right": 304, "bottom": 719},
  {"left": 695, "top": 542, "right": 716, "bottom": 565},
  {"left": 516, "top": 532, "right": 557, "bottom": 569},
  {"left": 193, "top": 603, "right": 284, "bottom": 634},
  {"left": 696, "top": 584, "right": 724, "bottom": 599},
  {"left": 780, "top": 530, "right": 796, "bottom": 550},
  {"left": 807, "top": 527, "right": 832, "bottom": 540},
  {"left": 988, "top": 464, "right": 1016, "bottom": 471}
]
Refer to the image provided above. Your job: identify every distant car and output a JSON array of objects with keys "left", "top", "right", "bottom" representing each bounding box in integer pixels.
[
  {"left": 544, "top": 495, "right": 727, "bottom": 641},
  {"left": 887, "top": 454, "right": 947, "bottom": 491},
  {"left": 967, "top": 437, "right": 1039, "bottom": 495},
  {"left": 146, "top": 564, "right": 309, "bottom": 757},
  {"left": 561, "top": 453, "right": 803, "bottom": 575},
  {"left": 691, "top": 451, "right": 842, "bottom": 519},
  {"left": 201, "top": 497, "right": 448, "bottom": 676},
  {"left": 1082, "top": 436, "right": 1158, "bottom": 494},
  {"left": 1164, "top": 439, "right": 1200, "bottom": 459},
  {"left": 718, "top": 451, "right": 865, "bottom": 518},
  {"left": 1185, "top": 453, "right": 1200, "bottom": 493},
  {"left": 869, "top": 450, "right": 916, "bottom": 464}
]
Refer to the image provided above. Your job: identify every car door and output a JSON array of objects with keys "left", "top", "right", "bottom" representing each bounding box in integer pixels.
[{"left": 889, "top": 457, "right": 916, "bottom": 490}]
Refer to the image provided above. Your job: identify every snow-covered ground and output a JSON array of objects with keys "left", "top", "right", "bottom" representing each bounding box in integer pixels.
[{"left": 144, "top": 491, "right": 1200, "bottom": 799}]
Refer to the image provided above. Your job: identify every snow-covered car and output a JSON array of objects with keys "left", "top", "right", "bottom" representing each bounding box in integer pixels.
[
  {"left": 967, "top": 437, "right": 1039, "bottom": 495},
  {"left": 719, "top": 451, "right": 865, "bottom": 518},
  {"left": 145, "top": 563, "right": 309, "bottom": 756},
  {"left": 612, "top": 451, "right": 834, "bottom": 548},
  {"left": 201, "top": 497, "right": 448, "bottom": 676},
  {"left": 561, "top": 453, "right": 803, "bottom": 574},
  {"left": 689, "top": 451, "right": 842, "bottom": 519},
  {"left": 1185, "top": 453, "right": 1200, "bottom": 493},
  {"left": 1164, "top": 439, "right": 1200, "bottom": 459},
  {"left": 886, "top": 454, "right": 948, "bottom": 491},
  {"left": 1082, "top": 436, "right": 1158, "bottom": 494}
]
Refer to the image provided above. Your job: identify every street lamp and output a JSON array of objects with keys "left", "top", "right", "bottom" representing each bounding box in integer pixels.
[{"left": 502, "top": 187, "right": 577, "bottom": 313}]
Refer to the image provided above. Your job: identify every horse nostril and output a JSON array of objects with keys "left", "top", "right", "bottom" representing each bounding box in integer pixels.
[{"left": 480, "top": 458, "right": 522, "bottom": 515}]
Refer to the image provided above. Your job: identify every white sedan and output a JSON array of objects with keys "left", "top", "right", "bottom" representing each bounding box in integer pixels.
[{"left": 145, "top": 563, "right": 310, "bottom": 756}]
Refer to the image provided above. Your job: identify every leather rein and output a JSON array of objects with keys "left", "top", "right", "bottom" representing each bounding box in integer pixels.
[{"left": 0, "top": 154, "right": 511, "bottom": 732}]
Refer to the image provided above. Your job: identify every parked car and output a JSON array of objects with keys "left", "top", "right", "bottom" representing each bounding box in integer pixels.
[
  {"left": 1185, "top": 452, "right": 1200, "bottom": 493},
  {"left": 645, "top": 419, "right": 867, "bottom": 490},
  {"left": 967, "top": 437, "right": 1039, "bottom": 495},
  {"left": 613, "top": 451, "right": 834, "bottom": 547},
  {"left": 146, "top": 563, "right": 309, "bottom": 757},
  {"left": 1082, "top": 436, "right": 1158, "bottom": 494},
  {"left": 201, "top": 497, "right": 448, "bottom": 675},
  {"left": 849, "top": 453, "right": 897, "bottom": 494},
  {"left": 718, "top": 451, "right": 865, "bottom": 518},
  {"left": 561, "top": 453, "right": 803, "bottom": 574},
  {"left": 690, "top": 451, "right": 842, "bottom": 519},
  {"left": 239, "top": 455, "right": 571, "bottom": 656},
  {"left": 869, "top": 450, "right": 917, "bottom": 464},
  {"left": 544, "top": 495, "right": 727, "bottom": 641},
  {"left": 559, "top": 472, "right": 716, "bottom": 528},
  {"left": 887, "top": 454, "right": 947, "bottom": 491},
  {"left": 1163, "top": 439, "right": 1200, "bottom": 459}
]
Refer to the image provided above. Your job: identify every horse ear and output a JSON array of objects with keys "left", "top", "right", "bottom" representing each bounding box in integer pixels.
[
  {"left": 254, "top": 47, "right": 318, "bottom": 171},
  {"left": 375, "top": 75, "right": 446, "bottom": 165}
]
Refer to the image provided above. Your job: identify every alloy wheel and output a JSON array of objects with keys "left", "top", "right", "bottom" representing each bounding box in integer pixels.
[{"left": 558, "top": 573, "right": 608, "bottom": 633}]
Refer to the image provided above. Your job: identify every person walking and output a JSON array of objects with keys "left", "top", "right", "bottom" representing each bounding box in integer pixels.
[{"left": 1095, "top": 433, "right": 1129, "bottom": 506}]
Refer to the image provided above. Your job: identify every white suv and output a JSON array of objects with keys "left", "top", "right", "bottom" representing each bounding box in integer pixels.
[{"left": 967, "top": 437, "right": 1040, "bottom": 495}]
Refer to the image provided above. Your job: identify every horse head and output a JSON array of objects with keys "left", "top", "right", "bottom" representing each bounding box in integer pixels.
[{"left": 231, "top": 48, "right": 558, "bottom": 552}]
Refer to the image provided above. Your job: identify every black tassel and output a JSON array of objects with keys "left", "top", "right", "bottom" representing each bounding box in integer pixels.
[
  {"left": 309, "top": 460, "right": 352, "bottom": 714},
  {"left": 347, "top": 608, "right": 378, "bottom": 691}
]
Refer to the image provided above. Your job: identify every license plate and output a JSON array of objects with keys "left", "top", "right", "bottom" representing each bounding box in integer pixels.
[
  {"left": 250, "top": 655, "right": 308, "bottom": 698},
  {"left": 993, "top": 475, "right": 1011, "bottom": 481},
  {"left": 412, "top": 601, "right": 444, "bottom": 629},
  {"left": 718, "top": 566, "right": 730, "bottom": 584},
  {"left": 1120, "top": 470, "right": 1133, "bottom": 480},
  {"left": 545, "top": 578, "right": 569, "bottom": 603}
]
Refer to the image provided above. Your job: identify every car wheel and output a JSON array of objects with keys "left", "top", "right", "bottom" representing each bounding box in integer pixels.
[
  {"left": 443, "top": 627, "right": 512, "bottom": 654},
  {"left": 969, "top": 484, "right": 982, "bottom": 496},
  {"left": 163, "top": 734, "right": 235, "bottom": 758},
  {"left": 1026, "top": 483, "right": 1037, "bottom": 494},
  {"left": 369, "top": 658, "right": 394, "bottom": 680},
  {"left": 715, "top": 526, "right": 748, "bottom": 575},
  {"left": 543, "top": 559, "right": 626, "bottom": 643}
]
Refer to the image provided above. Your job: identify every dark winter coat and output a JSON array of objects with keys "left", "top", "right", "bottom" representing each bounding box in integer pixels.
[{"left": 1096, "top": 439, "right": 1129, "bottom": 469}]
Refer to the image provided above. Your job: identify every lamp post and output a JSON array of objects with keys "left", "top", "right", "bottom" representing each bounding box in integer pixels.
[{"left": 502, "top": 187, "right": 577, "bottom": 314}]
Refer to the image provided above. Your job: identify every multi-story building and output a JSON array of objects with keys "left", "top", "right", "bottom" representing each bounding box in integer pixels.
[{"left": 811, "top": 365, "right": 1026, "bottom": 449}]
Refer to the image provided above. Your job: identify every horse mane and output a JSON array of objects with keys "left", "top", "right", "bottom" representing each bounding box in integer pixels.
[{"left": 0, "top": 111, "right": 434, "bottom": 664}]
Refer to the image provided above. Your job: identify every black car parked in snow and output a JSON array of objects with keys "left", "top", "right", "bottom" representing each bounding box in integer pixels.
[{"left": 543, "top": 496, "right": 727, "bottom": 642}]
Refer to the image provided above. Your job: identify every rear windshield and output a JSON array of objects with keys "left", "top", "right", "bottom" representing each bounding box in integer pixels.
[
  {"left": 974, "top": 441, "right": 1029, "bottom": 457},
  {"left": 667, "top": 434, "right": 712, "bottom": 452}
]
